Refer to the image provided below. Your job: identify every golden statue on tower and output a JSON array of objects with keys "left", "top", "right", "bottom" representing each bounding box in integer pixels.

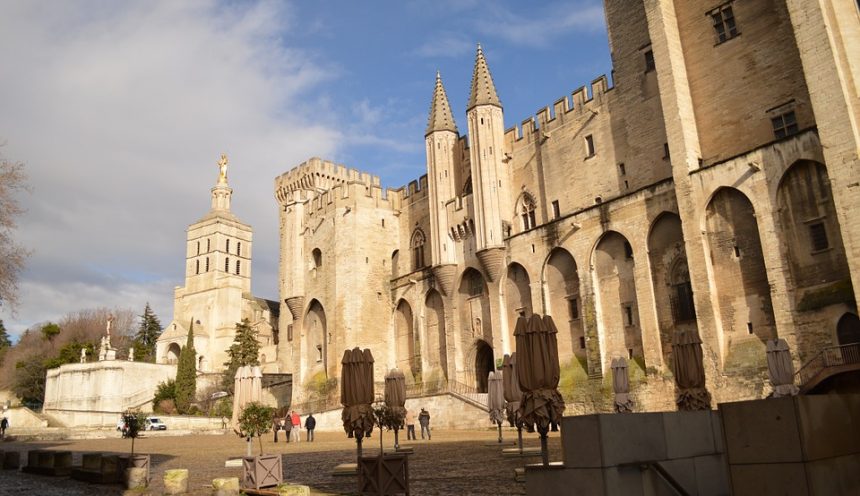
[{"left": 218, "top": 153, "right": 229, "bottom": 183}]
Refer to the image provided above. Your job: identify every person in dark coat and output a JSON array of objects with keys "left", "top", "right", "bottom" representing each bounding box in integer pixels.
[
  {"left": 305, "top": 413, "right": 316, "bottom": 442},
  {"left": 418, "top": 408, "right": 431, "bottom": 440},
  {"left": 272, "top": 417, "right": 281, "bottom": 442},
  {"left": 283, "top": 416, "right": 292, "bottom": 443}
]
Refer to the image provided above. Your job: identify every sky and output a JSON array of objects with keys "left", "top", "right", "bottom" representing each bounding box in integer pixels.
[{"left": 0, "top": 0, "right": 612, "bottom": 340}]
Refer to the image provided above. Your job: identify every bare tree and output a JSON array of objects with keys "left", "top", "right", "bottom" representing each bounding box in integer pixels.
[{"left": 0, "top": 153, "right": 30, "bottom": 312}]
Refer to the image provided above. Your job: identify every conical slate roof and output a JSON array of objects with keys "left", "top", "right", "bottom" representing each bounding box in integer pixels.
[
  {"left": 467, "top": 44, "right": 501, "bottom": 111},
  {"left": 426, "top": 71, "right": 458, "bottom": 136}
]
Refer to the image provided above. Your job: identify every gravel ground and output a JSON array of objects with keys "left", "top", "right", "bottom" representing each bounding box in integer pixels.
[{"left": 0, "top": 428, "right": 562, "bottom": 495}]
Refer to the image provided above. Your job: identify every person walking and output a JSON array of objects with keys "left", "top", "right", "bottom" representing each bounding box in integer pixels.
[
  {"left": 290, "top": 410, "right": 301, "bottom": 443},
  {"left": 0, "top": 416, "right": 8, "bottom": 439},
  {"left": 305, "top": 413, "right": 316, "bottom": 442},
  {"left": 405, "top": 409, "right": 416, "bottom": 440},
  {"left": 283, "top": 416, "right": 292, "bottom": 443},
  {"left": 418, "top": 408, "right": 431, "bottom": 440},
  {"left": 272, "top": 416, "right": 281, "bottom": 443}
]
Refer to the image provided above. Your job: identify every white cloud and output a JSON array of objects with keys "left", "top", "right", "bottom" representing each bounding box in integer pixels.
[
  {"left": 476, "top": 2, "right": 605, "bottom": 48},
  {"left": 0, "top": 0, "right": 340, "bottom": 337}
]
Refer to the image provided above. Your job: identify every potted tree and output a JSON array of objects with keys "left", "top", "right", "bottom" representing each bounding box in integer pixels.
[
  {"left": 238, "top": 402, "right": 282, "bottom": 490},
  {"left": 358, "top": 403, "right": 409, "bottom": 495},
  {"left": 121, "top": 410, "right": 150, "bottom": 488}
]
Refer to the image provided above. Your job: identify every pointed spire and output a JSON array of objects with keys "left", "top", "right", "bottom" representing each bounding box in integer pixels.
[
  {"left": 425, "top": 70, "right": 458, "bottom": 136},
  {"left": 467, "top": 43, "right": 501, "bottom": 111}
]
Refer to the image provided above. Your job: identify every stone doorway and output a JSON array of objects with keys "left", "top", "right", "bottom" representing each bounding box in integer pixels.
[
  {"left": 474, "top": 340, "right": 494, "bottom": 393},
  {"left": 837, "top": 313, "right": 860, "bottom": 345}
]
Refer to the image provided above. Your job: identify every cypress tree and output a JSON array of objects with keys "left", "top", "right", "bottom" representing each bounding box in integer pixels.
[
  {"left": 133, "top": 303, "right": 162, "bottom": 362},
  {"left": 222, "top": 318, "right": 260, "bottom": 393},
  {"left": 174, "top": 319, "right": 197, "bottom": 414}
]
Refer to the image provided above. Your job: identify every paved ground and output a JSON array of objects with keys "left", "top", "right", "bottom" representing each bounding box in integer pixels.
[{"left": 0, "top": 428, "right": 562, "bottom": 495}]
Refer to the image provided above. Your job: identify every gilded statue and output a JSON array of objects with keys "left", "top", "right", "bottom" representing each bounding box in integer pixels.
[{"left": 218, "top": 153, "right": 229, "bottom": 182}]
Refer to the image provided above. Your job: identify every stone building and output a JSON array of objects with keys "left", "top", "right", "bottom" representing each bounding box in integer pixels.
[
  {"left": 276, "top": 0, "right": 860, "bottom": 408},
  {"left": 156, "top": 156, "right": 279, "bottom": 374}
]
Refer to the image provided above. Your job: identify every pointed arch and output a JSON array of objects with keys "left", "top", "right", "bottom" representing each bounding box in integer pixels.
[
  {"left": 516, "top": 192, "right": 537, "bottom": 232},
  {"left": 303, "top": 299, "right": 327, "bottom": 377},
  {"left": 425, "top": 289, "right": 448, "bottom": 380},
  {"left": 395, "top": 299, "right": 420, "bottom": 380},
  {"left": 411, "top": 229, "right": 426, "bottom": 271},
  {"left": 647, "top": 212, "right": 696, "bottom": 368},
  {"left": 544, "top": 247, "right": 584, "bottom": 360},
  {"left": 705, "top": 187, "right": 775, "bottom": 368},
  {"left": 837, "top": 313, "right": 860, "bottom": 346},
  {"left": 593, "top": 230, "right": 644, "bottom": 366},
  {"left": 458, "top": 268, "right": 492, "bottom": 388},
  {"left": 504, "top": 262, "right": 533, "bottom": 349}
]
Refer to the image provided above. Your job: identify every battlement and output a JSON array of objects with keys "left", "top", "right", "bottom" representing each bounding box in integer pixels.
[
  {"left": 503, "top": 74, "right": 614, "bottom": 151},
  {"left": 274, "top": 157, "right": 381, "bottom": 204},
  {"left": 387, "top": 174, "right": 430, "bottom": 206},
  {"left": 301, "top": 178, "right": 401, "bottom": 218}
]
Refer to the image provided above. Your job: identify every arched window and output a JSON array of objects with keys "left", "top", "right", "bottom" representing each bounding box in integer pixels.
[
  {"left": 225, "top": 257, "right": 230, "bottom": 272},
  {"left": 518, "top": 194, "right": 537, "bottom": 231},
  {"left": 312, "top": 248, "right": 322, "bottom": 268},
  {"left": 236, "top": 260, "right": 241, "bottom": 275},
  {"left": 411, "top": 229, "right": 426, "bottom": 271},
  {"left": 195, "top": 259, "right": 200, "bottom": 274},
  {"left": 237, "top": 242, "right": 241, "bottom": 257},
  {"left": 226, "top": 239, "right": 230, "bottom": 253}
]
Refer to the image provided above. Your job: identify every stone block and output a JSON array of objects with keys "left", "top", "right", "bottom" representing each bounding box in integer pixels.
[
  {"left": 805, "top": 453, "right": 860, "bottom": 495},
  {"left": 662, "top": 410, "right": 717, "bottom": 459},
  {"left": 729, "top": 463, "right": 808, "bottom": 495},
  {"left": 212, "top": 477, "right": 240, "bottom": 496},
  {"left": 275, "top": 483, "right": 311, "bottom": 496},
  {"left": 654, "top": 458, "right": 696, "bottom": 494},
  {"left": 602, "top": 465, "right": 646, "bottom": 496},
  {"left": 599, "top": 412, "right": 667, "bottom": 466},
  {"left": 525, "top": 466, "right": 604, "bottom": 495},
  {"left": 711, "top": 411, "right": 725, "bottom": 453},
  {"left": 720, "top": 397, "right": 802, "bottom": 464},
  {"left": 561, "top": 415, "right": 602, "bottom": 467},
  {"left": 795, "top": 393, "right": 860, "bottom": 461},
  {"left": 693, "top": 454, "right": 730, "bottom": 496},
  {"left": 164, "top": 468, "right": 189, "bottom": 495}
]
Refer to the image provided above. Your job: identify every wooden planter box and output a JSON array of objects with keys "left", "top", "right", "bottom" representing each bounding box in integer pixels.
[
  {"left": 119, "top": 454, "right": 151, "bottom": 484},
  {"left": 242, "top": 454, "right": 283, "bottom": 490},
  {"left": 358, "top": 454, "right": 409, "bottom": 496}
]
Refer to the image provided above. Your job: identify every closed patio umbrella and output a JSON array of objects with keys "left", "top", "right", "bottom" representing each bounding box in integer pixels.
[
  {"left": 487, "top": 371, "right": 505, "bottom": 443},
  {"left": 341, "top": 348, "right": 376, "bottom": 463},
  {"left": 611, "top": 357, "right": 633, "bottom": 413},
  {"left": 384, "top": 368, "right": 406, "bottom": 449},
  {"left": 766, "top": 338, "right": 798, "bottom": 397},
  {"left": 231, "top": 364, "right": 264, "bottom": 456},
  {"left": 502, "top": 353, "right": 525, "bottom": 453},
  {"left": 672, "top": 329, "right": 712, "bottom": 411},
  {"left": 515, "top": 314, "right": 566, "bottom": 466}
]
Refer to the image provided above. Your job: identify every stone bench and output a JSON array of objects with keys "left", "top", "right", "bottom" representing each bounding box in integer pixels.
[
  {"left": 22, "top": 450, "right": 73, "bottom": 476},
  {"left": 71, "top": 453, "right": 122, "bottom": 484},
  {"left": 1, "top": 450, "right": 21, "bottom": 470}
]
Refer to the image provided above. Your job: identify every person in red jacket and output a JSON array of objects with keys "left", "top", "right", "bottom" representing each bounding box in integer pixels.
[{"left": 290, "top": 411, "right": 301, "bottom": 442}]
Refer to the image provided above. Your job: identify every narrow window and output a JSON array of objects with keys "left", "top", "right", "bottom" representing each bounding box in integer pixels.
[
  {"left": 236, "top": 260, "right": 241, "bottom": 275},
  {"left": 585, "top": 135, "right": 595, "bottom": 157},
  {"left": 312, "top": 248, "right": 322, "bottom": 268},
  {"left": 206, "top": 238, "right": 211, "bottom": 252},
  {"left": 618, "top": 163, "right": 626, "bottom": 176},
  {"left": 733, "top": 244, "right": 741, "bottom": 258},
  {"left": 747, "top": 322, "right": 754, "bottom": 334},
  {"left": 624, "top": 305, "right": 634, "bottom": 326},
  {"left": 237, "top": 242, "right": 241, "bottom": 257},
  {"left": 411, "top": 230, "right": 426, "bottom": 271},
  {"left": 710, "top": 3, "right": 739, "bottom": 44},
  {"left": 226, "top": 239, "right": 230, "bottom": 253},
  {"left": 316, "top": 344, "right": 323, "bottom": 362},
  {"left": 205, "top": 257, "right": 210, "bottom": 272},
  {"left": 663, "top": 143, "right": 670, "bottom": 159},
  {"left": 552, "top": 200, "right": 560, "bottom": 219},
  {"left": 809, "top": 222, "right": 829, "bottom": 252},
  {"left": 628, "top": 348, "right": 634, "bottom": 359},
  {"left": 771, "top": 111, "right": 798, "bottom": 139},
  {"left": 624, "top": 180, "right": 629, "bottom": 190},
  {"left": 579, "top": 336, "right": 586, "bottom": 349},
  {"left": 225, "top": 257, "right": 230, "bottom": 272},
  {"left": 287, "top": 324, "right": 293, "bottom": 342},
  {"left": 644, "top": 50, "right": 655, "bottom": 72},
  {"left": 196, "top": 241, "right": 200, "bottom": 255},
  {"left": 672, "top": 281, "right": 696, "bottom": 322},
  {"left": 381, "top": 219, "right": 385, "bottom": 228},
  {"left": 195, "top": 259, "right": 200, "bottom": 275},
  {"left": 568, "top": 298, "right": 579, "bottom": 320}
]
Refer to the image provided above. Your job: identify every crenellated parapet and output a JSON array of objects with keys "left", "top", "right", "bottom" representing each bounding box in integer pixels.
[
  {"left": 274, "top": 157, "right": 382, "bottom": 205},
  {"left": 503, "top": 74, "right": 614, "bottom": 153}
]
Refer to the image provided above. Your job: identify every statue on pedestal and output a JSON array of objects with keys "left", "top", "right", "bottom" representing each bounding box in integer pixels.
[{"left": 80, "top": 348, "right": 87, "bottom": 363}]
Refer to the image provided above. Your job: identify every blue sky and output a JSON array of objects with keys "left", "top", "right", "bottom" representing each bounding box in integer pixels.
[{"left": 0, "top": 0, "right": 611, "bottom": 339}]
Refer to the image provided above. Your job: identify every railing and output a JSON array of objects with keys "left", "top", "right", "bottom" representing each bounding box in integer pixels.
[
  {"left": 292, "top": 379, "right": 490, "bottom": 414},
  {"left": 795, "top": 343, "right": 860, "bottom": 389}
]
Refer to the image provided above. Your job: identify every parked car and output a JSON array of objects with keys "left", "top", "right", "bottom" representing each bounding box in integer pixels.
[{"left": 145, "top": 417, "right": 167, "bottom": 430}]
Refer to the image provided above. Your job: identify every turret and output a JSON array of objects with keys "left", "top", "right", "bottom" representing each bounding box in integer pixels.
[
  {"left": 466, "top": 44, "right": 509, "bottom": 282},
  {"left": 425, "top": 71, "right": 460, "bottom": 295}
]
